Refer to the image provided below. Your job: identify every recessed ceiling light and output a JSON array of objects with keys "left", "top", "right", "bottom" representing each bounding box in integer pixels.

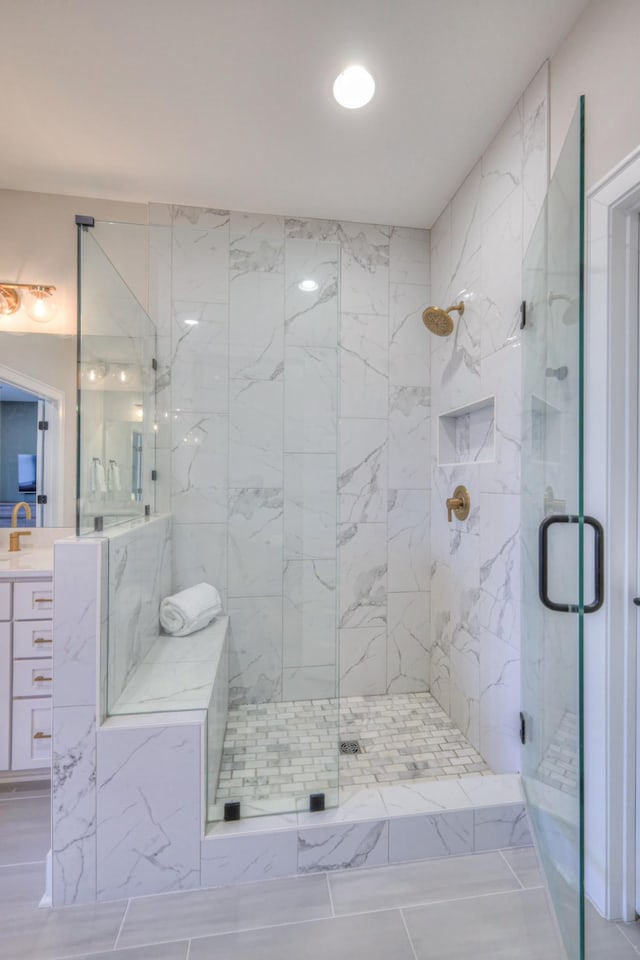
[
  {"left": 333, "top": 65, "right": 375, "bottom": 109},
  {"left": 298, "top": 279, "right": 319, "bottom": 292}
]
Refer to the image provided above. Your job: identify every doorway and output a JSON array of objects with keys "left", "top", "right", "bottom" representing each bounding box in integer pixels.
[
  {"left": 584, "top": 145, "right": 640, "bottom": 928},
  {"left": 0, "top": 381, "right": 43, "bottom": 527}
]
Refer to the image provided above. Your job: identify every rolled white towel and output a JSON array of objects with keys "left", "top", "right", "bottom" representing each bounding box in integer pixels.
[{"left": 160, "top": 582, "right": 222, "bottom": 637}]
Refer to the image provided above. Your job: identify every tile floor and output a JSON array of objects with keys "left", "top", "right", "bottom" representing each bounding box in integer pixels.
[
  {"left": 2, "top": 780, "right": 640, "bottom": 959},
  {"left": 215, "top": 692, "right": 490, "bottom": 810}
]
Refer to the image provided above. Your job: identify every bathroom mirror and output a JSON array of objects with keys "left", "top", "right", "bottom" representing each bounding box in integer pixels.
[{"left": 0, "top": 331, "right": 76, "bottom": 528}]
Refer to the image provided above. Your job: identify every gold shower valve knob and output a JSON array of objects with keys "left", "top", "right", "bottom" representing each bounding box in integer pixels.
[{"left": 446, "top": 485, "right": 470, "bottom": 523}]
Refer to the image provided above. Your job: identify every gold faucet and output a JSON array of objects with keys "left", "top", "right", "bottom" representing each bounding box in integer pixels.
[
  {"left": 9, "top": 502, "right": 32, "bottom": 552},
  {"left": 11, "top": 502, "right": 32, "bottom": 528}
]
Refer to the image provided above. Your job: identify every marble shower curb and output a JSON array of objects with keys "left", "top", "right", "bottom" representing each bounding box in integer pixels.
[{"left": 201, "top": 773, "right": 530, "bottom": 887}]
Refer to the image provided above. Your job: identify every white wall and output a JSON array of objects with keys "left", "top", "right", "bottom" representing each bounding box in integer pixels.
[
  {"left": 550, "top": 0, "right": 640, "bottom": 186},
  {"left": 0, "top": 189, "right": 147, "bottom": 526}
]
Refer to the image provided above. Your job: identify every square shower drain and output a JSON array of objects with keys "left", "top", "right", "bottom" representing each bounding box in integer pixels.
[{"left": 339, "top": 740, "right": 362, "bottom": 755}]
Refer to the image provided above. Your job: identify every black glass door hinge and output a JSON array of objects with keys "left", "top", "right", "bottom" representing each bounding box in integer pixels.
[
  {"left": 36, "top": 495, "right": 47, "bottom": 505},
  {"left": 38, "top": 420, "right": 48, "bottom": 431},
  {"left": 519, "top": 712, "right": 526, "bottom": 745}
]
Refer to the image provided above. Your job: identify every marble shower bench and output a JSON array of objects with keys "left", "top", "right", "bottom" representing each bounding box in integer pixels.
[
  {"left": 92, "top": 616, "right": 230, "bottom": 901},
  {"left": 110, "top": 618, "right": 229, "bottom": 715}
]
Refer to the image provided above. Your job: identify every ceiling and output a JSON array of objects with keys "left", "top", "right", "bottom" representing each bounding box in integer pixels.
[{"left": 1, "top": 0, "right": 590, "bottom": 228}]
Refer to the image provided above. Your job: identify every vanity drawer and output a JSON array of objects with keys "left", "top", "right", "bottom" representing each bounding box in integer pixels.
[
  {"left": 13, "top": 620, "right": 53, "bottom": 659},
  {"left": 13, "top": 581, "right": 53, "bottom": 620},
  {"left": 11, "top": 698, "right": 51, "bottom": 770},
  {"left": 13, "top": 658, "right": 53, "bottom": 698},
  {"left": 0, "top": 582, "right": 11, "bottom": 621}
]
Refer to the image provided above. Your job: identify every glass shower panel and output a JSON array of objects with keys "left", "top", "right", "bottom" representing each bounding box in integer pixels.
[
  {"left": 521, "top": 98, "right": 586, "bottom": 959},
  {"left": 77, "top": 227, "right": 157, "bottom": 535},
  {"left": 207, "top": 235, "right": 341, "bottom": 823}
]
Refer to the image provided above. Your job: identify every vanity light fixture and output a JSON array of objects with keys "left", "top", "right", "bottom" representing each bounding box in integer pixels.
[
  {"left": 298, "top": 279, "right": 319, "bottom": 292},
  {"left": 183, "top": 318, "right": 199, "bottom": 326},
  {"left": 0, "top": 282, "right": 57, "bottom": 323},
  {"left": 85, "top": 363, "right": 108, "bottom": 383},
  {"left": 333, "top": 65, "right": 375, "bottom": 109}
]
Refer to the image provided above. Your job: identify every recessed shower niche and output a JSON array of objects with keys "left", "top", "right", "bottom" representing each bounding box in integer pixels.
[{"left": 438, "top": 396, "right": 496, "bottom": 466}]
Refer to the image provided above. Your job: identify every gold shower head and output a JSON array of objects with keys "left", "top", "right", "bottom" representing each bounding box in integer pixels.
[{"left": 422, "top": 301, "right": 465, "bottom": 336}]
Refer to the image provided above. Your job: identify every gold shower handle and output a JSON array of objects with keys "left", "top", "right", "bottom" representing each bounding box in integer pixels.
[{"left": 446, "top": 485, "right": 470, "bottom": 522}]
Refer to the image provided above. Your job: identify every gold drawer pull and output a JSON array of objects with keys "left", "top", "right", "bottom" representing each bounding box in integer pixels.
[
  {"left": 33, "top": 731, "right": 51, "bottom": 740},
  {"left": 33, "top": 675, "right": 52, "bottom": 683},
  {"left": 34, "top": 638, "right": 52, "bottom": 644},
  {"left": 33, "top": 597, "right": 52, "bottom": 604}
]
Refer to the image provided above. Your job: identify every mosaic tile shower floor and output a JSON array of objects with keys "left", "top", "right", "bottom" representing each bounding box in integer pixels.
[
  {"left": 213, "top": 692, "right": 491, "bottom": 817},
  {"left": 536, "top": 709, "right": 578, "bottom": 795}
]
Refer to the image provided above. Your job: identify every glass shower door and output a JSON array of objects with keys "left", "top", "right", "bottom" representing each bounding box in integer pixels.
[
  {"left": 521, "top": 97, "right": 600, "bottom": 960},
  {"left": 76, "top": 225, "right": 157, "bottom": 535}
]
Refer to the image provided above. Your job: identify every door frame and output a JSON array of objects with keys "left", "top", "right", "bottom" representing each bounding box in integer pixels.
[
  {"left": 0, "top": 362, "right": 65, "bottom": 527},
  {"left": 585, "top": 144, "right": 640, "bottom": 921}
]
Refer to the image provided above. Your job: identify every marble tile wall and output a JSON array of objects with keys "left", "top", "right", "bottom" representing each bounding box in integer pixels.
[
  {"left": 428, "top": 63, "right": 549, "bottom": 773},
  {"left": 149, "top": 205, "right": 431, "bottom": 704},
  {"left": 106, "top": 514, "right": 172, "bottom": 711}
]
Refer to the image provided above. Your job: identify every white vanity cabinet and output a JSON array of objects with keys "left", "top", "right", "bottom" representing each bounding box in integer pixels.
[{"left": 0, "top": 576, "right": 54, "bottom": 774}]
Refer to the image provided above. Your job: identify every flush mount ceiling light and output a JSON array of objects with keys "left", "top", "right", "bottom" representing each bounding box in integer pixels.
[
  {"left": 298, "top": 279, "right": 319, "bottom": 292},
  {"left": 333, "top": 65, "right": 375, "bottom": 109},
  {"left": 0, "top": 282, "right": 57, "bottom": 323}
]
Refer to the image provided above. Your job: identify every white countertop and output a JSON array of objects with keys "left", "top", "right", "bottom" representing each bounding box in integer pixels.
[{"left": 0, "top": 548, "right": 53, "bottom": 578}]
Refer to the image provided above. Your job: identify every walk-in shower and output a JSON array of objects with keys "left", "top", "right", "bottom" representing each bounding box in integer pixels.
[{"left": 74, "top": 209, "right": 497, "bottom": 829}]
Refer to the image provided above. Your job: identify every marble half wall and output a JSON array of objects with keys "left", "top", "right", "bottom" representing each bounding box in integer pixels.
[
  {"left": 96, "top": 719, "right": 203, "bottom": 900},
  {"left": 106, "top": 514, "right": 172, "bottom": 711},
  {"left": 53, "top": 537, "right": 106, "bottom": 906},
  {"left": 428, "top": 62, "right": 549, "bottom": 773},
  {"left": 149, "top": 205, "right": 431, "bottom": 703},
  {"left": 52, "top": 520, "right": 208, "bottom": 906}
]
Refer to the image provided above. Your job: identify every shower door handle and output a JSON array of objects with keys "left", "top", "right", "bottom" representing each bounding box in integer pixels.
[{"left": 539, "top": 515, "right": 604, "bottom": 613}]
